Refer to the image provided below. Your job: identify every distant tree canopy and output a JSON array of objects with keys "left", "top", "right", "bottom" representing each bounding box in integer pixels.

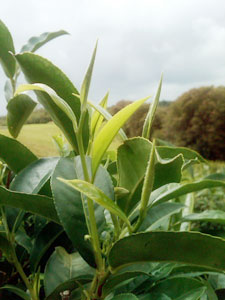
[{"left": 158, "top": 86, "right": 225, "bottom": 161}]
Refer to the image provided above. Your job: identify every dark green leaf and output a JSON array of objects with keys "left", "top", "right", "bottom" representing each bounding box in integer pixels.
[
  {"left": 52, "top": 156, "right": 112, "bottom": 267},
  {"left": 141, "top": 277, "right": 206, "bottom": 300},
  {"left": 0, "top": 285, "right": 30, "bottom": 300},
  {"left": 30, "top": 222, "right": 63, "bottom": 272},
  {"left": 151, "top": 180, "right": 225, "bottom": 207},
  {"left": 139, "top": 202, "right": 185, "bottom": 231},
  {"left": 0, "top": 186, "right": 60, "bottom": 223},
  {"left": 21, "top": 30, "right": 68, "bottom": 52},
  {"left": 44, "top": 247, "right": 94, "bottom": 299},
  {"left": 102, "top": 263, "right": 151, "bottom": 297},
  {"left": 15, "top": 230, "right": 32, "bottom": 253},
  {"left": 182, "top": 210, "right": 225, "bottom": 225},
  {"left": 0, "top": 20, "right": 16, "bottom": 78},
  {"left": 15, "top": 52, "right": 81, "bottom": 152},
  {"left": 7, "top": 94, "right": 37, "bottom": 138},
  {"left": 117, "top": 138, "right": 183, "bottom": 214},
  {"left": 0, "top": 134, "right": 37, "bottom": 173},
  {"left": 10, "top": 157, "right": 59, "bottom": 193},
  {"left": 108, "top": 232, "right": 225, "bottom": 272}
]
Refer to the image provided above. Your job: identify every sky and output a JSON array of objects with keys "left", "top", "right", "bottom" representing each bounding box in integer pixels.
[{"left": 1, "top": 0, "right": 225, "bottom": 116}]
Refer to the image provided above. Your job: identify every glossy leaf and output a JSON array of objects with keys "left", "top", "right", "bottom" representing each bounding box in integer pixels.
[
  {"left": 15, "top": 52, "right": 81, "bottom": 151},
  {"left": 44, "top": 247, "right": 94, "bottom": 299},
  {"left": 51, "top": 156, "right": 112, "bottom": 267},
  {"left": 117, "top": 138, "right": 183, "bottom": 214},
  {"left": 92, "top": 97, "right": 149, "bottom": 177},
  {"left": 16, "top": 83, "right": 78, "bottom": 132},
  {"left": 0, "top": 134, "right": 37, "bottom": 173},
  {"left": 141, "top": 278, "right": 206, "bottom": 300},
  {"left": 0, "top": 20, "right": 16, "bottom": 78},
  {"left": 21, "top": 30, "right": 68, "bottom": 52},
  {"left": 59, "top": 178, "right": 131, "bottom": 229},
  {"left": 139, "top": 202, "right": 185, "bottom": 231},
  {"left": 30, "top": 222, "right": 63, "bottom": 272},
  {"left": 151, "top": 179, "right": 225, "bottom": 207},
  {"left": 7, "top": 94, "right": 37, "bottom": 138},
  {"left": 0, "top": 186, "right": 60, "bottom": 223},
  {"left": 10, "top": 157, "right": 59, "bottom": 194},
  {"left": 182, "top": 210, "right": 225, "bottom": 225},
  {"left": 0, "top": 285, "right": 30, "bottom": 300},
  {"left": 102, "top": 263, "right": 151, "bottom": 296},
  {"left": 142, "top": 74, "right": 162, "bottom": 139},
  {"left": 108, "top": 232, "right": 225, "bottom": 272}
]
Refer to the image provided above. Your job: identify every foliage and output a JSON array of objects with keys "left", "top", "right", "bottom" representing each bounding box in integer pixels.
[
  {"left": 157, "top": 86, "right": 225, "bottom": 160},
  {"left": 0, "top": 19, "right": 225, "bottom": 300}
]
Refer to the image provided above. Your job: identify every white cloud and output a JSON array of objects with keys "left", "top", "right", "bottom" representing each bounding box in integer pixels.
[{"left": 1, "top": 0, "right": 225, "bottom": 114}]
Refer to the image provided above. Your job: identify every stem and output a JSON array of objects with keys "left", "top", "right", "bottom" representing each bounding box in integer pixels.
[
  {"left": 76, "top": 112, "right": 104, "bottom": 272},
  {"left": 133, "top": 140, "right": 156, "bottom": 232},
  {"left": 10, "top": 235, "right": 38, "bottom": 300}
]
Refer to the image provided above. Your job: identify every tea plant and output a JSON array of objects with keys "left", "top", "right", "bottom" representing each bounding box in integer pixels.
[{"left": 0, "top": 19, "right": 225, "bottom": 300}]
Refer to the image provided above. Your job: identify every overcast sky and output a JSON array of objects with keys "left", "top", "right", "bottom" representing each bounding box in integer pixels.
[{"left": 1, "top": 0, "right": 225, "bottom": 116}]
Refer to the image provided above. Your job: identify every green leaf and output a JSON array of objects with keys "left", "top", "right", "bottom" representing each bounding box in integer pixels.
[
  {"left": 0, "top": 186, "right": 60, "bottom": 223},
  {"left": 15, "top": 230, "right": 33, "bottom": 253},
  {"left": 141, "top": 278, "right": 206, "bottom": 300},
  {"left": 92, "top": 97, "right": 149, "bottom": 177},
  {"left": 7, "top": 94, "right": 37, "bottom": 138},
  {"left": 44, "top": 247, "right": 94, "bottom": 299},
  {"left": 14, "top": 52, "right": 81, "bottom": 152},
  {"left": 111, "top": 294, "right": 138, "bottom": 300},
  {"left": 142, "top": 74, "right": 163, "bottom": 139},
  {"left": 0, "top": 20, "right": 16, "bottom": 78},
  {"left": 10, "top": 157, "right": 59, "bottom": 194},
  {"left": 151, "top": 179, "right": 225, "bottom": 207},
  {"left": 117, "top": 138, "right": 183, "bottom": 214},
  {"left": 182, "top": 210, "right": 225, "bottom": 225},
  {"left": 108, "top": 232, "right": 225, "bottom": 272},
  {"left": 156, "top": 146, "right": 206, "bottom": 163},
  {"left": 52, "top": 156, "right": 111, "bottom": 267},
  {"left": 0, "top": 134, "right": 37, "bottom": 173},
  {"left": 102, "top": 263, "right": 151, "bottom": 297},
  {"left": 139, "top": 202, "right": 185, "bottom": 231},
  {"left": 0, "top": 285, "right": 30, "bottom": 300},
  {"left": 59, "top": 178, "right": 131, "bottom": 230},
  {"left": 91, "top": 92, "right": 109, "bottom": 137},
  {"left": 21, "top": 30, "right": 68, "bottom": 52},
  {"left": 80, "top": 42, "right": 97, "bottom": 110},
  {"left": 30, "top": 222, "right": 63, "bottom": 272},
  {"left": 16, "top": 83, "right": 78, "bottom": 133},
  {"left": 89, "top": 100, "right": 127, "bottom": 141}
]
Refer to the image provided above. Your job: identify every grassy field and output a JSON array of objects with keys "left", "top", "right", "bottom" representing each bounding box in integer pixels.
[{"left": 0, "top": 123, "right": 62, "bottom": 157}]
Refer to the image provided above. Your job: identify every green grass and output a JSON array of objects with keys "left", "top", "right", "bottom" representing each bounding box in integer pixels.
[{"left": 0, "top": 123, "right": 62, "bottom": 157}]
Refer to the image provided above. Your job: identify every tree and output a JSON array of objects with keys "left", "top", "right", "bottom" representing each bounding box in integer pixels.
[{"left": 160, "top": 86, "right": 225, "bottom": 160}]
